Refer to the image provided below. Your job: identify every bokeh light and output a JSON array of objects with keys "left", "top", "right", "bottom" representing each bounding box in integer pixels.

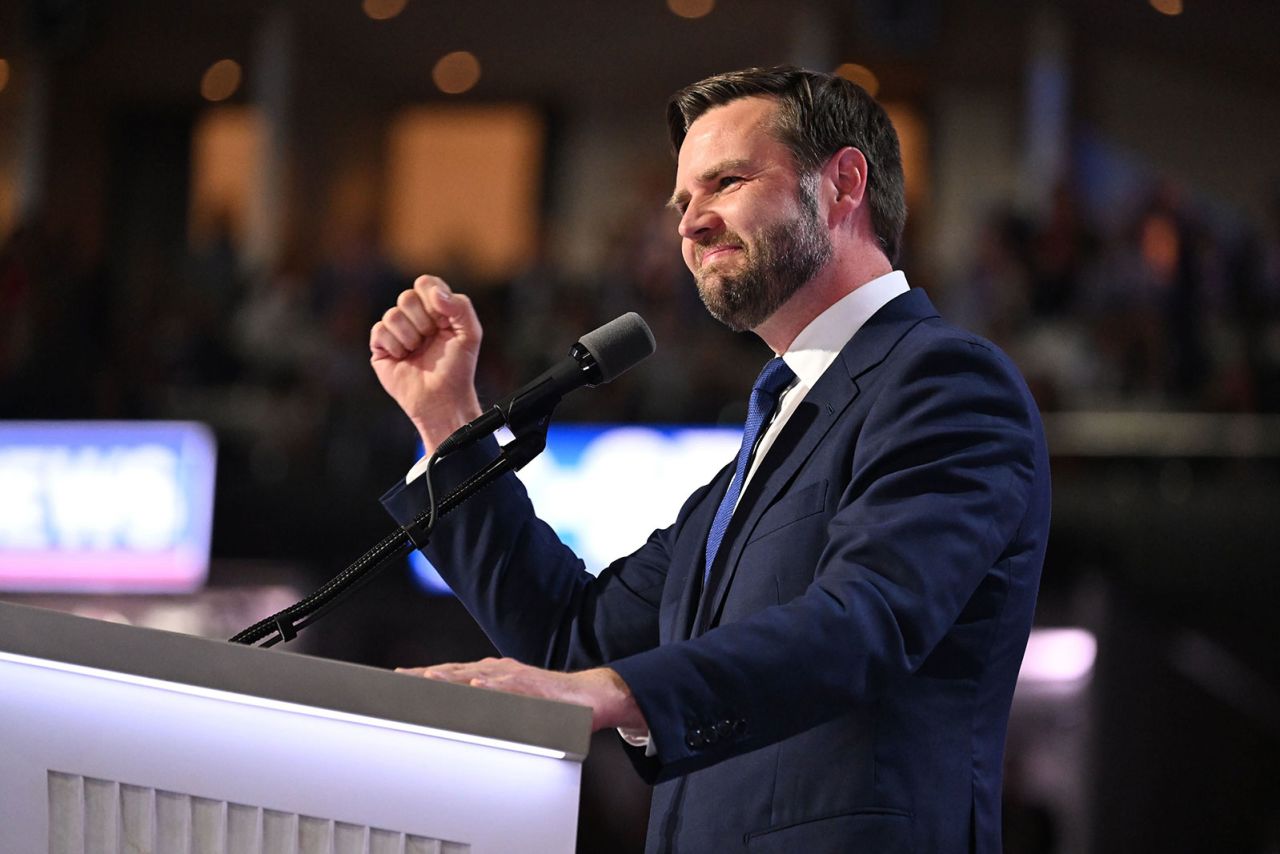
[
  {"left": 0, "top": 59, "right": 10, "bottom": 95},
  {"left": 667, "top": 0, "right": 715, "bottom": 20},
  {"left": 362, "top": 0, "right": 407, "bottom": 21},
  {"left": 834, "top": 62, "right": 880, "bottom": 97},
  {"left": 200, "top": 59, "right": 243, "bottom": 103},
  {"left": 432, "top": 51, "right": 481, "bottom": 95},
  {"left": 1149, "top": 0, "right": 1184, "bottom": 16}
]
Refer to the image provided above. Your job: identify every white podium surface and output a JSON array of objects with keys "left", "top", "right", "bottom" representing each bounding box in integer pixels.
[{"left": 0, "top": 600, "right": 591, "bottom": 853}]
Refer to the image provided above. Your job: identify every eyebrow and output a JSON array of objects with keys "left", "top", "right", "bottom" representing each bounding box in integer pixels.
[{"left": 666, "top": 158, "right": 754, "bottom": 211}]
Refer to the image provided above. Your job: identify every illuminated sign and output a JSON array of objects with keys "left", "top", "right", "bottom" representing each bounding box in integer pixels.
[
  {"left": 412, "top": 425, "right": 740, "bottom": 593},
  {"left": 0, "top": 422, "right": 216, "bottom": 592}
]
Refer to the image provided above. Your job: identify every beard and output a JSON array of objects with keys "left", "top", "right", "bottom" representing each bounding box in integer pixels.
[{"left": 694, "top": 175, "right": 833, "bottom": 332}]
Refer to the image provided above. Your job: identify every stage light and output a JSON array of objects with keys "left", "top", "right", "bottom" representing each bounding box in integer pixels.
[
  {"left": 835, "top": 63, "right": 880, "bottom": 97},
  {"left": 1019, "top": 628, "right": 1097, "bottom": 684},
  {"left": 363, "top": 0, "right": 407, "bottom": 21},
  {"left": 200, "top": 59, "right": 242, "bottom": 103},
  {"left": 433, "top": 51, "right": 481, "bottom": 95},
  {"left": 668, "top": 0, "right": 715, "bottom": 19}
]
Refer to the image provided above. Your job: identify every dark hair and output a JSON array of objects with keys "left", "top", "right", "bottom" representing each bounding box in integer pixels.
[{"left": 668, "top": 66, "right": 906, "bottom": 265}]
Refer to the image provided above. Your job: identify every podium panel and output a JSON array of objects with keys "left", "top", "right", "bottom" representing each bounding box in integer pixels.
[{"left": 0, "top": 601, "right": 591, "bottom": 853}]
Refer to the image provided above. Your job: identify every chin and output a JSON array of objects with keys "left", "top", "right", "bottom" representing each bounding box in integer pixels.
[{"left": 697, "top": 285, "right": 755, "bottom": 333}]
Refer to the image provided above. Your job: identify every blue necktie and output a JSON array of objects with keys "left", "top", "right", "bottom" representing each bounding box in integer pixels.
[{"left": 704, "top": 357, "right": 796, "bottom": 583}]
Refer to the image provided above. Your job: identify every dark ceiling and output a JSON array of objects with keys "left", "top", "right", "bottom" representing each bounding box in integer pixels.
[{"left": 3, "top": 0, "right": 1277, "bottom": 118}]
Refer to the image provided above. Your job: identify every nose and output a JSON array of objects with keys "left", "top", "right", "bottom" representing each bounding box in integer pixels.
[{"left": 678, "top": 198, "right": 721, "bottom": 241}]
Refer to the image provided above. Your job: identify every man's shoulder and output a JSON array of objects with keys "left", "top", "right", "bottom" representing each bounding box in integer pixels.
[
  {"left": 838, "top": 287, "right": 1019, "bottom": 382},
  {"left": 908, "top": 313, "right": 1008, "bottom": 361},
  {"left": 850, "top": 297, "right": 1043, "bottom": 434}
]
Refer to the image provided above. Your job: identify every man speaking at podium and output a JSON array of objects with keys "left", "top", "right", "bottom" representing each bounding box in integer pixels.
[{"left": 370, "top": 67, "right": 1050, "bottom": 853}]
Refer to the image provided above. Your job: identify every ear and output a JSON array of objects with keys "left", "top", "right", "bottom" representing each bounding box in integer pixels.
[{"left": 823, "top": 146, "right": 868, "bottom": 227}]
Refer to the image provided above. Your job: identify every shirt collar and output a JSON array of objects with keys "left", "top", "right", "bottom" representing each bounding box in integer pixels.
[{"left": 780, "top": 270, "right": 910, "bottom": 388}]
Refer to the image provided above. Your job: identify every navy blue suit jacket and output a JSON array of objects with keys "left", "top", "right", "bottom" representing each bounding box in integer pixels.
[{"left": 382, "top": 289, "right": 1051, "bottom": 853}]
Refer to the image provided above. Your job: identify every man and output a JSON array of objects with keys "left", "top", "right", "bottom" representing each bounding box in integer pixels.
[{"left": 370, "top": 67, "right": 1050, "bottom": 853}]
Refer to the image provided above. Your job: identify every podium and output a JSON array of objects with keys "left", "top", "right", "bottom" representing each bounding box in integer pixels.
[{"left": 0, "top": 600, "right": 591, "bottom": 853}]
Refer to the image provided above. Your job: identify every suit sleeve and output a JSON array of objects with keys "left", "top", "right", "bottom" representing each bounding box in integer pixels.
[
  {"left": 381, "top": 437, "right": 720, "bottom": 671},
  {"left": 608, "top": 334, "right": 1044, "bottom": 780}
]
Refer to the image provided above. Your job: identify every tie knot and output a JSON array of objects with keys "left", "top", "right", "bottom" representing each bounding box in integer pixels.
[{"left": 753, "top": 357, "right": 795, "bottom": 398}]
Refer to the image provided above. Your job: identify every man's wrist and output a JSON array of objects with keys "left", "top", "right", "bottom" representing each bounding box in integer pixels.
[
  {"left": 586, "top": 667, "right": 647, "bottom": 733},
  {"left": 412, "top": 404, "right": 483, "bottom": 454}
]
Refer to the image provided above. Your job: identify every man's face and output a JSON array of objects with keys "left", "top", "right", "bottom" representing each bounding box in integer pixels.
[{"left": 669, "top": 96, "right": 832, "bottom": 332}]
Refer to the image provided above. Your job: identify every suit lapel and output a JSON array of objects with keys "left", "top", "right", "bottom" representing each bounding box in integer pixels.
[
  {"left": 693, "top": 289, "right": 941, "bottom": 634},
  {"left": 692, "top": 367, "right": 855, "bottom": 634},
  {"left": 664, "top": 463, "right": 732, "bottom": 644}
]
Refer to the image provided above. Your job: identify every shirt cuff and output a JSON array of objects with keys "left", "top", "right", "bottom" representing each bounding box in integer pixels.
[
  {"left": 618, "top": 727, "right": 658, "bottom": 757},
  {"left": 406, "top": 454, "right": 430, "bottom": 484}
]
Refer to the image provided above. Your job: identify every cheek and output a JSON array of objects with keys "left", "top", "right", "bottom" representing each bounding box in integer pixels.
[{"left": 681, "top": 240, "right": 697, "bottom": 272}]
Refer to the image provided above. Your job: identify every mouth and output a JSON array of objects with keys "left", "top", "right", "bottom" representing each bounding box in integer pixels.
[{"left": 698, "top": 244, "right": 741, "bottom": 267}]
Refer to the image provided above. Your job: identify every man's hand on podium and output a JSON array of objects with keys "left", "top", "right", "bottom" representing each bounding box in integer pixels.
[{"left": 397, "top": 658, "right": 649, "bottom": 735}]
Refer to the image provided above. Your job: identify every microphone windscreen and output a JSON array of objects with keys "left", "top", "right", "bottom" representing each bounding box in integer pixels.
[{"left": 579, "top": 312, "right": 656, "bottom": 383}]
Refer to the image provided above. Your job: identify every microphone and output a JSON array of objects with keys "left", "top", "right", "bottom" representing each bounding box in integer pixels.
[{"left": 435, "top": 312, "right": 655, "bottom": 458}]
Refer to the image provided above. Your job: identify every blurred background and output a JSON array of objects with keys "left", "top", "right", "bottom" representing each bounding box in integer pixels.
[{"left": 1, "top": 0, "right": 1278, "bottom": 850}]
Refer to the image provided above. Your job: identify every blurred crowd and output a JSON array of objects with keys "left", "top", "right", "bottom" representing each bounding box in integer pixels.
[
  {"left": 938, "top": 182, "right": 1280, "bottom": 413},
  {"left": 4, "top": 176, "right": 1280, "bottom": 497}
]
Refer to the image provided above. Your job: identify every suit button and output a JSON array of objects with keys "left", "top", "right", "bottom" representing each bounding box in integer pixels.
[
  {"left": 733, "top": 719, "right": 747, "bottom": 736},
  {"left": 685, "top": 728, "right": 706, "bottom": 750},
  {"left": 715, "top": 720, "right": 733, "bottom": 739}
]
